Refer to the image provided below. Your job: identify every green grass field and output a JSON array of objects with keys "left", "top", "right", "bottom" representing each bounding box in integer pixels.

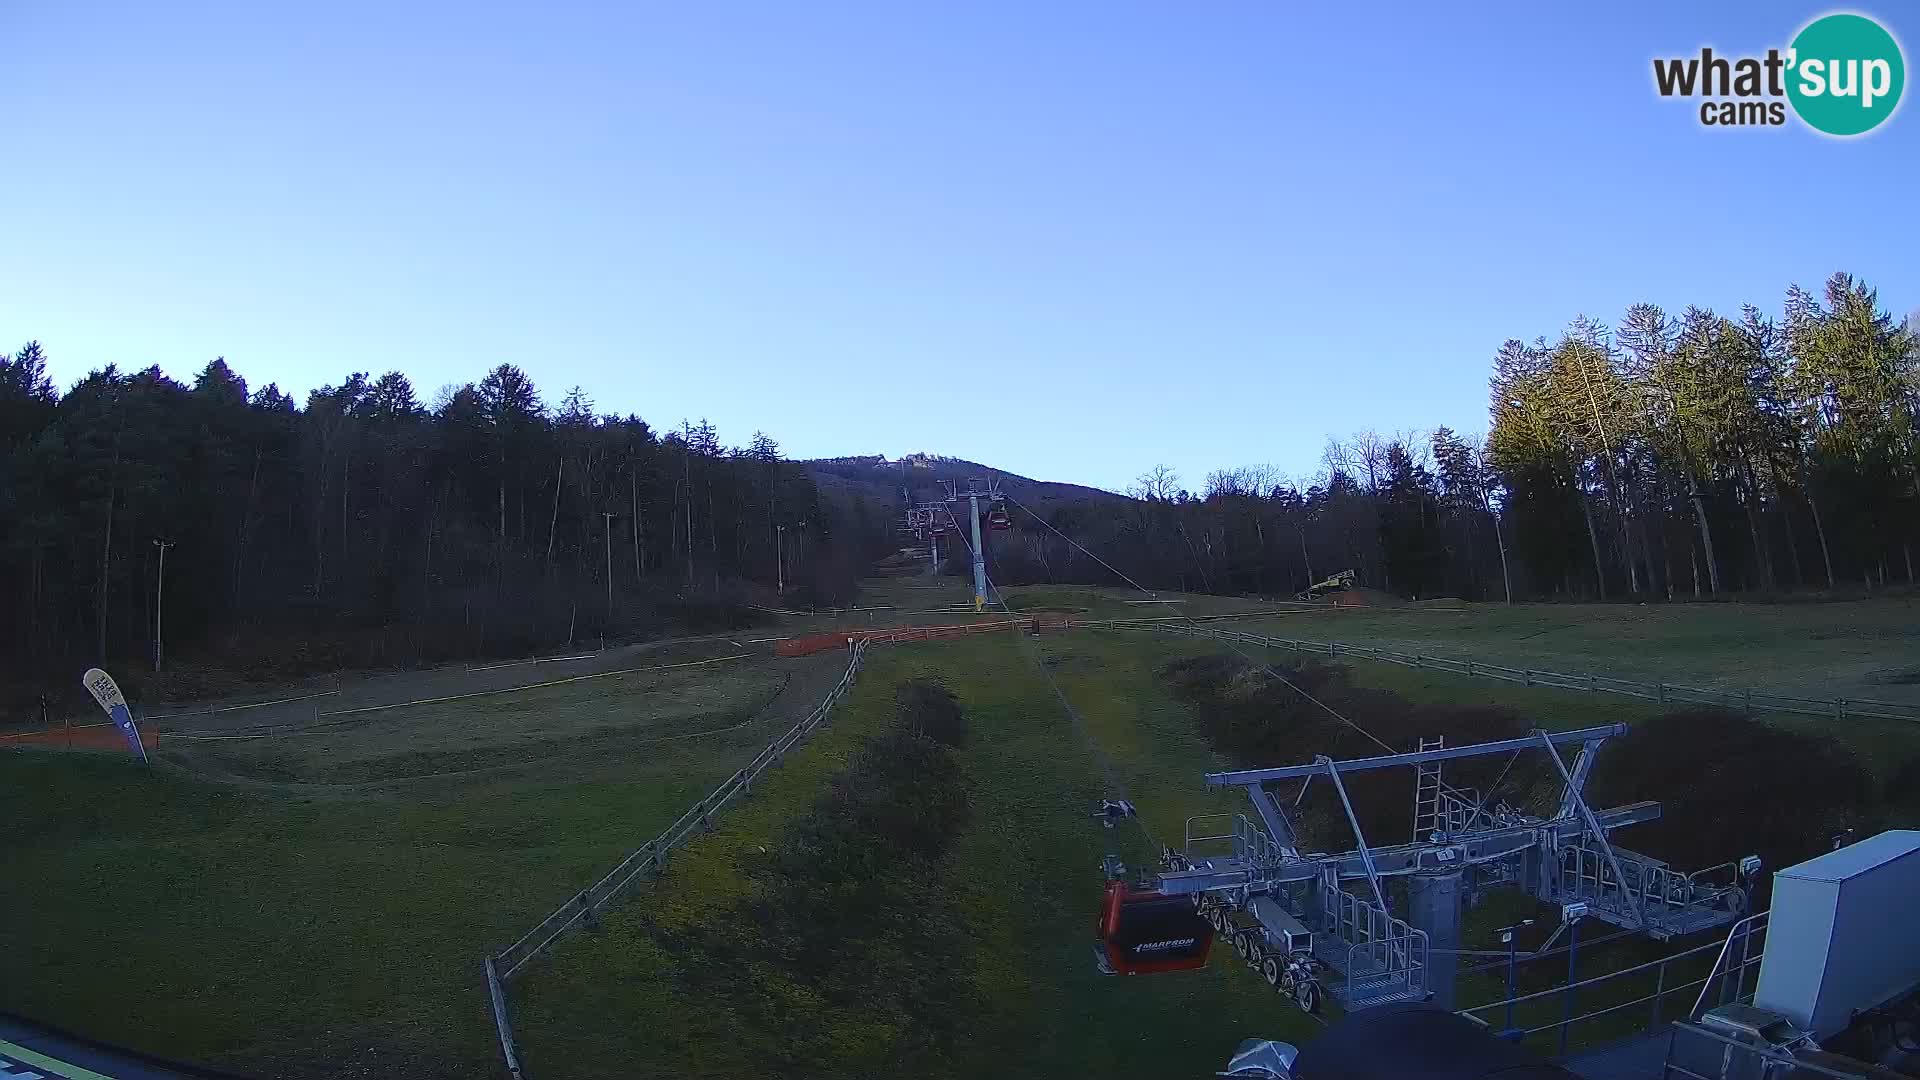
[
  {"left": 507, "top": 612, "right": 1917, "bottom": 1076},
  {"left": 0, "top": 652, "right": 844, "bottom": 1078},
  {"left": 764, "top": 576, "right": 1284, "bottom": 628},
  {"left": 1336, "top": 650, "right": 1920, "bottom": 782},
  {"left": 170, "top": 653, "right": 790, "bottom": 789},
  {"left": 1235, "top": 597, "right": 1920, "bottom": 706},
  {"left": 2, "top": 751, "right": 729, "bottom": 1076},
  {"left": 510, "top": 632, "right": 1324, "bottom": 1080},
  {"left": 5, "top": 586, "right": 1918, "bottom": 1077}
]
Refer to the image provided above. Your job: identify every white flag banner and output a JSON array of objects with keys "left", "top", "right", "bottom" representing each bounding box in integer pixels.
[{"left": 81, "top": 667, "right": 147, "bottom": 763}]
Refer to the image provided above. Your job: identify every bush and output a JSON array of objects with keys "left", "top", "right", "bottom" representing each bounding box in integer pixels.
[
  {"left": 1589, "top": 710, "right": 1872, "bottom": 878},
  {"left": 653, "top": 679, "right": 980, "bottom": 1078},
  {"left": 1163, "top": 654, "right": 1881, "bottom": 881},
  {"left": 1882, "top": 756, "right": 1920, "bottom": 825},
  {"left": 894, "top": 680, "right": 967, "bottom": 748},
  {"left": 1160, "top": 653, "right": 1544, "bottom": 848}
]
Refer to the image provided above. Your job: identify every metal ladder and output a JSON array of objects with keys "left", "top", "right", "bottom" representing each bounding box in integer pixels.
[{"left": 1412, "top": 736, "right": 1445, "bottom": 840}]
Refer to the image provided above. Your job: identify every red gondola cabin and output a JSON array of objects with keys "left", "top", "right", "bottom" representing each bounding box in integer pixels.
[{"left": 1096, "top": 881, "right": 1214, "bottom": 975}]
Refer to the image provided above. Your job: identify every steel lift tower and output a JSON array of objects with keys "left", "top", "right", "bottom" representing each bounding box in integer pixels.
[
  {"left": 900, "top": 504, "right": 946, "bottom": 575},
  {"left": 944, "top": 478, "right": 1008, "bottom": 611},
  {"left": 1101, "top": 724, "right": 1760, "bottom": 1014}
]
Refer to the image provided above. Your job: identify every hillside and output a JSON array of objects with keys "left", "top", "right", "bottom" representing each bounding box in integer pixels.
[{"left": 804, "top": 453, "right": 1128, "bottom": 522}]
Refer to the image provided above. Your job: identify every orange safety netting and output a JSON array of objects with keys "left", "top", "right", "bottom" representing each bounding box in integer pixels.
[
  {"left": 774, "top": 616, "right": 1071, "bottom": 656},
  {"left": 0, "top": 723, "right": 160, "bottom": 751}
]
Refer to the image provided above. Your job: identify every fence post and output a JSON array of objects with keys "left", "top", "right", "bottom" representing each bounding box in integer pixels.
[
  {"left": 1744, "top": 689, "right": 1753, "bottom": 716},
  {"left": 1465, "top": 660, "right": 1475, "bottom": 678},
  {"left": 478, "top": 643, "right": 865, "bottom": 1005},
  {"left": 1586, "top": 674, "right": 1597, "bottom": 693},
  {"left": 1524, "top": 670, "right": 1533, "bottom": 687},
  {"left": 485, "top": 956, "right": 526, "bottom": 1080},
  {"left": 1657, "top": 682, "right": 1666, "bottom": 704}
]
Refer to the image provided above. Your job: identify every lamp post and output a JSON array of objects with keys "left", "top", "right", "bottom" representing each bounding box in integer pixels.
[
  {"left": 1560, "top": 902, "right": 1588, "bottom": 1057},
  {"left": 601, "top": 512, "right": 616, "bottom": 617},
  {"left": 152, "top": 538, "right": 174, "bottom": 672},
  {"left": 1497, "top": 918, "right": 1535, "bottom": 1040},
  {"left": 776, "top": 524, "right": 786, "bottom": 596}
]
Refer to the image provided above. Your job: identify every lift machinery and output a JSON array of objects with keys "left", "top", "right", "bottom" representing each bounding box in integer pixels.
[{"left": 1096, "top": 724, "right": 1761, "bottom": 1013}]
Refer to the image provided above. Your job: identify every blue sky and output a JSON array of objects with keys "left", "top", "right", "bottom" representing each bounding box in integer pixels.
[{"left": 3, "top": 1, "right": 1914, "bottom": 493}]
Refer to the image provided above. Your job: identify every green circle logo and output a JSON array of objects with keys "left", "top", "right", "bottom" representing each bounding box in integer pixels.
[{"left": 1787, "top": 13, "right": 1905, "bottom": 136}]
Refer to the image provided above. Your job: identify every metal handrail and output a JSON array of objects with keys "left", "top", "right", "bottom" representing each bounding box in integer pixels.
[
  {"left": 492, "top": 639, "right": 871, "bottom": 980},
  {"left": 481, "top": 638, "right": 879, "bottom": 1078},
  {"left": 1512, "top": 973, "right": 1714, "bottom": 1036},
  {"left": 1467, "top": 949, "right": 1765, "bottom": 1063},
  {"left": 1689, "top": 910, "right": 1769, "bottom": 1020},
  {"left": 1537, "top": 731, "right": 1651, "bottom": 932},
  {"left": 1464, "top": 952, "right": 1767, "bottom": 1044},
  {"left": 1184, "top": 814, "right": 1237, "bottom": 849},
  {"left": 1318, "top": 756, "right": 1392, "bottom": 921},
  {"left": 1553, "top": 843, "right": 1746, "bottom": 946},
  {"left": 1460, "top": 933, "right": 1732, "bottom": 1016},
  {"left": 1236, "top": 816, "right": 1285, "bottom": 866},
  {"left": 485, "top": 955, "right": 525, "bottom": 1080},
  {"left": 1322, "top": 876, "right": 1426, "bottom": 1000},
  {"left": 1666, "top": 1020, "right": 1870, "bottom": 1080}
]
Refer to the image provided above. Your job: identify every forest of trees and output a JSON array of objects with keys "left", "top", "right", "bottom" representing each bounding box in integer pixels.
[
  {"left": 4, "top": 271, "right": 1912, "bottom": 712},
  {"left": 0, "top": 352, "right": 891, "bottom": 710},
  {"left": 987, "top": 274, "right": 1919, "bottom": 603}
]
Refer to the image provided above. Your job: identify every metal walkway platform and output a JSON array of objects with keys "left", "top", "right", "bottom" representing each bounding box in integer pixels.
[{"left": 0, "top": 1016, "right": 207, "bottom": 1080}]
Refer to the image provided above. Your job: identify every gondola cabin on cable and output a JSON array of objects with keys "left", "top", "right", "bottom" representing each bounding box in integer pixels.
[
  {"left": 1095, "top": 880, "right": 1215, "bottom": 975},
  {"left": 985, "top": 503, "right": 1012, "bottom": 531}
]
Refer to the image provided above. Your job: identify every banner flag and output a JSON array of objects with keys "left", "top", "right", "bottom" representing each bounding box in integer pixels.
[{"left": 81, "top": 667, "right": 147, "bottom": 763}]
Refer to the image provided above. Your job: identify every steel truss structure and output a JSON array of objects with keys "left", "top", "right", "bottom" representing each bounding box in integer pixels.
[{"left": 1146, "top": 724, "right": 1758, "bottom": 1011}]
